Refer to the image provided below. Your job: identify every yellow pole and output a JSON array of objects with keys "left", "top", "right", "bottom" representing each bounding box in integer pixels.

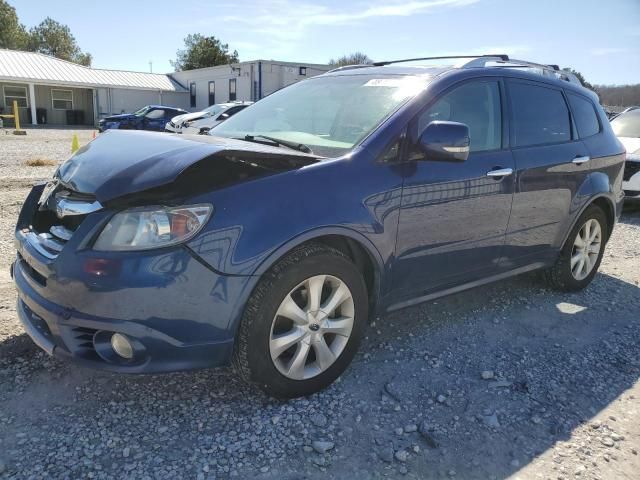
[
  {"left": 12, "top": 100, "right": 26, "bottom": 135},
  {"left": 13, "top": 100, "right": 21, "bottom": 130}
]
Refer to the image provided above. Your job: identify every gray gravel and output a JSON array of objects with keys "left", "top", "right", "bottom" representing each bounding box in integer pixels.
[{"left": 1, "top": 129, "right": 639, "bottom": 479}]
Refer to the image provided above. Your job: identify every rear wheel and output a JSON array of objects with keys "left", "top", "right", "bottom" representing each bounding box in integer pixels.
[
  {"left": 233, "top": 243, "right": 368, "bottom": 398},
  {"left": 544, "top": 204, "right": 608, "bottom": 291}
]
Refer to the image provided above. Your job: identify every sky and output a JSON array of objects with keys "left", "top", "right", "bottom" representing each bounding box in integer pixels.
[{"left": 11, "top": 0, "right": 640, "bottom": 85}]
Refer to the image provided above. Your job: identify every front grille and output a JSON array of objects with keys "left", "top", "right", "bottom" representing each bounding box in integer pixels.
[
  {"left": 624, "top": 161, "right": 640, "bottom": 181},
  {"left": 20, "top": 222, "right": 79, "bottom": 260},
  {"left": 23, "top": 185, "right": 100, "bottom": 259}
]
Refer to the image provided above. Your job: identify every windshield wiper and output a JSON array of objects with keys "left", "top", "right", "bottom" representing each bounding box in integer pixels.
[{"left": 240, "top": 134, "right": 313, "bottom": 154}]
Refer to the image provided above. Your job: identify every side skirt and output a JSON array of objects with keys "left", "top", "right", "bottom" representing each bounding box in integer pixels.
[{"left": 385, "top": 262, "right": 547, "bottom": 313}]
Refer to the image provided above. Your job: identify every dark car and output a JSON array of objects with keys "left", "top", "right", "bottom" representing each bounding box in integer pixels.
[
  {"left": 13, "top": 55, "right": 625, "bottom": 398},
  {"left": 98, "top": 105, "right": 187, "bottom": 132}
]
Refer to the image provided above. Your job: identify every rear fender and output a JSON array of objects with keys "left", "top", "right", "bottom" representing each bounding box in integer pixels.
[{"left": 557, "top": 172, "right": 617, "bottom": 248}]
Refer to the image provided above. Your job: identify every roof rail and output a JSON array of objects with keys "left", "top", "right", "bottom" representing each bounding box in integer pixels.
[
  {"left": 462, "top": 57, "right": 582, "bottom": 85},
  {"left": 328, "top": 54, "right": 583, "bottom": 87},
  {"left": 326, "top": 64, "right": 374, "bottom": 73},
  {"left": 371, "top": 54, "right": 509, "bottom": 67}
]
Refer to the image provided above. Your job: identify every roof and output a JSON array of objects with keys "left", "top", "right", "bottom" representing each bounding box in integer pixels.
[{"left": 0, "top": 49, "right": 187, "bottom": 92}]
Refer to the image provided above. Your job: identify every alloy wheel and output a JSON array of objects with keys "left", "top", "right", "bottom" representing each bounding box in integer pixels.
[
  {"left": 571, "top": 218, "right": 602, "bottom": 281},
  {"left": 269, "top": 274, "right": 355, "bottom": 380}
]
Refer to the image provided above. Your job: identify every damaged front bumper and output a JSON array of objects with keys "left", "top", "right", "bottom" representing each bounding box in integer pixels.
[{"left": 12, "top": 184, "right": 257, "bottom": 373}]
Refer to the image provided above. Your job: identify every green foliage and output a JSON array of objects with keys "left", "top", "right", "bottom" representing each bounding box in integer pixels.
[
  {"left": 0, "top": 2, "right": 92, "bottom": 66},
  {"left": 28, "top": 17, "right": 92, "bottom": 66},
  {"left": 328, "top": 52, "right": 373, "bottom": 67},
  {"left": 171, "top": 34, "right": 239, "bottom": 71},
  {"left": 562, "top": 68, "right": 594, "bottom": 90},
  {"left": 0, "top": 0, "right": 29, "bottom": 49}
]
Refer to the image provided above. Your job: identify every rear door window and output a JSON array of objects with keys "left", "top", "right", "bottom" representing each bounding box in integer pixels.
[
  {"left": 509, "top": 82, "right": 571, "bottom": 147},
  {"left": 567, "top": 93, "right": 600, "bottom": 138}
]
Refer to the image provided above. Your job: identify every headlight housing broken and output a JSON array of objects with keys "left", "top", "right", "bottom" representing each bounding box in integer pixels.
[{"left": 93, "top": 204, "right": 213, "bottom": 251}]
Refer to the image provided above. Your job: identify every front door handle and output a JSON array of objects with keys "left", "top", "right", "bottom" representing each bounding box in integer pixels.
[
  {"left": 572, "top": 156, "right": 590, "bottom": 165},
  {"left": 486, "top": 167, "right": 513, "bottom": 178}
]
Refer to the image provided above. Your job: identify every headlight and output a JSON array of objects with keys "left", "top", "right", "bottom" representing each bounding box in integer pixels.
[
  {"left": 184, "top": 122, "right": 191, "bottom": 127},
  {"left": 93, "top": 204, "right": 213, "bottom": 251}
]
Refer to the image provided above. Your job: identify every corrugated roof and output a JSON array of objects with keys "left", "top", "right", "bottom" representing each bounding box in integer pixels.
[{"left": 0, "top": 49, "right": 186, "bottom": 92}]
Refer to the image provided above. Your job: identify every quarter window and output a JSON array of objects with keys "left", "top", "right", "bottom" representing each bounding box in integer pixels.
[
  {"left": 190, "top": 83, "right": 196, "bottom": 108},
  {"left": 509, "top": 82, "right": 571, "bottom": 147},
  {"left": 418, "top": 81, "right": 502, "bottom": 152},
  {"left": 52, "top": 89, "right": 73, "bottom": 110},
  {"left": 229, "top": 78, "right": 237, "bottom": 101},
  {"left": 567, "top": 93, "right": 600, "bottom": 138},
  {"left": 208, "top": 81, "right": 215, "bottom": 106},
  {"left": 3, "top": 85, "right": 28, "bottom": 108}
]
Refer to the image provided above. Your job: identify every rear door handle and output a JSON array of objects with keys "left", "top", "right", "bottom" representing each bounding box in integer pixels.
[
  {"left": 572, "top": 156, "right": 590, "bottom": 165},
  {"left": 486, "top": 168, "right": 513, "bottom": 178}
]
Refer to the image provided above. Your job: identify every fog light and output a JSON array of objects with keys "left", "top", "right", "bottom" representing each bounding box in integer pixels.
[{"left": 111, "top": 333, "right": 134, "bottom": 359}]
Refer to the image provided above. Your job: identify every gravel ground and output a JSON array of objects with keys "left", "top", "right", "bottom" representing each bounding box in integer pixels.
[{"left": 0, "top": 129, "right": 638, "bottom": 479}]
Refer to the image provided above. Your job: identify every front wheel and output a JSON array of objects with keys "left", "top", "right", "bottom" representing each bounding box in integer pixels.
[
  {"left": 233, "top": 243, "right": 368, "bottom": 398},
  {"left": 544, "top": 204, "right": 608, "bottom": 292}
]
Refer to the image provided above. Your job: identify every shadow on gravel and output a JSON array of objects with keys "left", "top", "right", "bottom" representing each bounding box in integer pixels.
[{"left": 0, "top": 268, "right": 638, "bottom": 478}]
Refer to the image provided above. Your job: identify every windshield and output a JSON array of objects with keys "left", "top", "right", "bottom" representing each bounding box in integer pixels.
[
  {"left": 210, "top": 75, "right": 429, "bottom": 157},
  {"left": 133, "top": 106, "right": 151, "bottom": 117},
  {"left": 611, "top": 110, "right": 640, "bottom": 138}
]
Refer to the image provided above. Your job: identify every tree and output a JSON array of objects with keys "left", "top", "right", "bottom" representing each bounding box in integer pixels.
[
  {"left": 562, "top": 68, "right": 594, "bottom": 91},
  {"left": 328, "top": 52, "right": 373, "bottom": 67},
  {"left": 0, "top": 0, "right": 29, "bottom": 49},
  {"left": 28, "top": 17, "right": 92, "bottom": 66},
  {"left": 171, "top": 34, "right": 239, "bottom": 71}
]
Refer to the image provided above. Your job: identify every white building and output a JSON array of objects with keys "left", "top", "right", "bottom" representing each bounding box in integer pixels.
[
  {"left": 171, "top": 60, "right": 331, "bottom": 112},
  {"left": 0, "top": 49, "right": 187, "bottom": 126},
  {"left": 0, "top": 49, "right": 330, "bottom": 126}
]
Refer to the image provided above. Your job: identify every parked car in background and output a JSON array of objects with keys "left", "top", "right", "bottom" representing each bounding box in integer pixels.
[
  {"left": 611, "top": 108, "right": 640, "bottom": 202},
  {"left": 165, "top": 102, "right": 253, "bottom": 134},
  {"left": 13, "top": 55, "right": 624, "bottom": 399},
  {"left": 182, "top": 102, "right": 253, "bottom": 135},
  {"left": 99, "top": 105, "right": 187, "bottom": 132}
]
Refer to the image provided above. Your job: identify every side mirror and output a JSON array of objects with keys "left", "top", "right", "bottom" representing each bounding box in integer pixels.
[
  {"left": 419, "top": 121, "right": 470, "bottom": 162},
  {"left": 198, "top": 127, "right": 211, "bottom": 135}
]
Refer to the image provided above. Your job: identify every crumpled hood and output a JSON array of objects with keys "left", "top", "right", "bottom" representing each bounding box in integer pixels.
[
  {"left": 101, "top": 113, "right": 136, "bottom": 122},
  {"left": 619, "top": 137, "right": 640, "bottom": 155},
  {"left": 56, "top": 130, "right": 319, "bottom": 203},
  {"left": 179, "top": 111, "right": 211, "bottom": 124}
]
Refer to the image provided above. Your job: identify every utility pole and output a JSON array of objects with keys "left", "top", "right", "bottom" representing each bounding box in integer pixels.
[{"left": 149, "top": 61, "right": 153, "bottom": 73}]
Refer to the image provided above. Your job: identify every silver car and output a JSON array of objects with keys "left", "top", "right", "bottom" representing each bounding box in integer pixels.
[{"left": 166, "top": 102, "right": 253, "bottom": 134}]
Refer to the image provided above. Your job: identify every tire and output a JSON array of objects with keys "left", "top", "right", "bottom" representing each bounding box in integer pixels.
[
  {"left": 233, "top": 243, "right": 368, "bottom": 398},
  {"left": 544, "top": 204, "right": 608, "bottom": 292}
]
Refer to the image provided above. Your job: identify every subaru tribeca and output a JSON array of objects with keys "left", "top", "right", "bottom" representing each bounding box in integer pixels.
[{"left": 13, "top": 55, "right": 625, "bottom": 398}]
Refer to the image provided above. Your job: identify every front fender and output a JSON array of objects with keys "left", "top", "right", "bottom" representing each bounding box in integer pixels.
[{"left": 252, "top": 225, "right": 385, "bottom": 277}]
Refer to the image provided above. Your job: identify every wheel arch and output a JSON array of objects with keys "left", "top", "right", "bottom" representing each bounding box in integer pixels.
[
  {"left": 252, "top": 227, "right": 385, "bottom": 317},
  {"left": 561, "top": 194, "right": 616, "bottom": 248}
]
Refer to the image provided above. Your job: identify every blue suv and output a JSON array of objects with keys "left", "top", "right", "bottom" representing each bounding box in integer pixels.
[{"left": 13, "top": 55, "right": 625, "bottom": 398}]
